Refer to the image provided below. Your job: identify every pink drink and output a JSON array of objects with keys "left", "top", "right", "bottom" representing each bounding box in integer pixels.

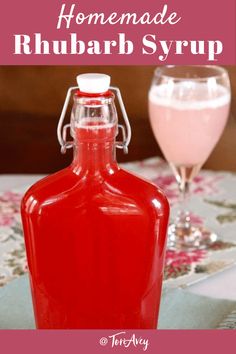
[{"left": 149, "top": 82, "right": 230, "bottom": 167}]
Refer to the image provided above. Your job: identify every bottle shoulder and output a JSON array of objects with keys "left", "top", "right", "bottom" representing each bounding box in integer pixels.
[
  {"left": 21, "top": 167, "right": 76, "bottom": 206},
  {"left": 21, "top": 166, "right": 169, "bottom": 216},
  {"left": 118, "top": 168, "right": 168, "bottom": 198},
  {"left": 114, "top": 168, "right": 170, "bottom": 211}
]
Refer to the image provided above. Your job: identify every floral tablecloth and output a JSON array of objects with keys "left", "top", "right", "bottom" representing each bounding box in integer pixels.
[{"left": 1, "top": 157, "right": 236, "bottom": 290}]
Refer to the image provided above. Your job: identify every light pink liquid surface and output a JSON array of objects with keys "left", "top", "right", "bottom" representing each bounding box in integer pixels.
[{"left": 149, "top": 82, "right": 230, "bottom": 166}]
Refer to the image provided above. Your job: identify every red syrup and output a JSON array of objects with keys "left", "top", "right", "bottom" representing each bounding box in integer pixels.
[{"left": 21, "top": 88, "right": 169, "bottom": 329}]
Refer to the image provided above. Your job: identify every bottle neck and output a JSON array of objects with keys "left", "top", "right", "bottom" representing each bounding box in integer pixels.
[{"left": 71, "top": 123, "right": 118, "bottom": 175}]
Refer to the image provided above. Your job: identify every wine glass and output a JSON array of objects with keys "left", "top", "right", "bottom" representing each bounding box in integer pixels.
[{"left": 148, "top": 65, "right": 231, "bottom": 250}]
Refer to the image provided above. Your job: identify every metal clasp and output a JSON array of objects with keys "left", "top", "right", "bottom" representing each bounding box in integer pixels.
[
  {"left": 57, "top": 86, "right": 78, "bottom": 154},
  {"left": 57, "top": 85, "right": 132, "bottom": 154},
  {"left": 110, "top": 86, "right": 131, "bottom": 154}
]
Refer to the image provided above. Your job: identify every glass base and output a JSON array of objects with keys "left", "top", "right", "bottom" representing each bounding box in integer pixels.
[{"left": 168, "top": 221, "right": 218, "bottom": 251}]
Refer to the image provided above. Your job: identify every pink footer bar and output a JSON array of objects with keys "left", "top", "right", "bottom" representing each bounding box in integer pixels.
[{"left": 0, "top": 330, "right": 235, "bottom": 354}]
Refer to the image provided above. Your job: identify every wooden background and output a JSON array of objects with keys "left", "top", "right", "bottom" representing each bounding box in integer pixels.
[{"left": 0, "top": 66, "right": 235, "bottom": 173}]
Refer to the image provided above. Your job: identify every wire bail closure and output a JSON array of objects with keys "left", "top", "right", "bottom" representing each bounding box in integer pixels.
[{"left": 57, "top": 86, "right": 131, "bottom": 154}]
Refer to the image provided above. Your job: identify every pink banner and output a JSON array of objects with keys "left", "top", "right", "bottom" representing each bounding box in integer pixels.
[
  {"left": 0, "top": 0, "right": 235, "bottom": 65},
  {"left": 0, "top": 330, "right": 236, "bottom": 353}
]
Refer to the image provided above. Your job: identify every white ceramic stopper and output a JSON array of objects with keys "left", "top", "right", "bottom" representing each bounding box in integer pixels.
[{"left": 76, "top": 73, "right": 111, "bottom": 93}]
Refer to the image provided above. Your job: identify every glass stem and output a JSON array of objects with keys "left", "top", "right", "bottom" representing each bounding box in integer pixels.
[{"left": 176, "top": 176, "right": 191, "bottom": 229}]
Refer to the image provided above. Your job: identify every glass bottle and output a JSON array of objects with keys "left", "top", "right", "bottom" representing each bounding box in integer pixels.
[{"left": 21, "top": 74, "right": 169, "bottom": 329}]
